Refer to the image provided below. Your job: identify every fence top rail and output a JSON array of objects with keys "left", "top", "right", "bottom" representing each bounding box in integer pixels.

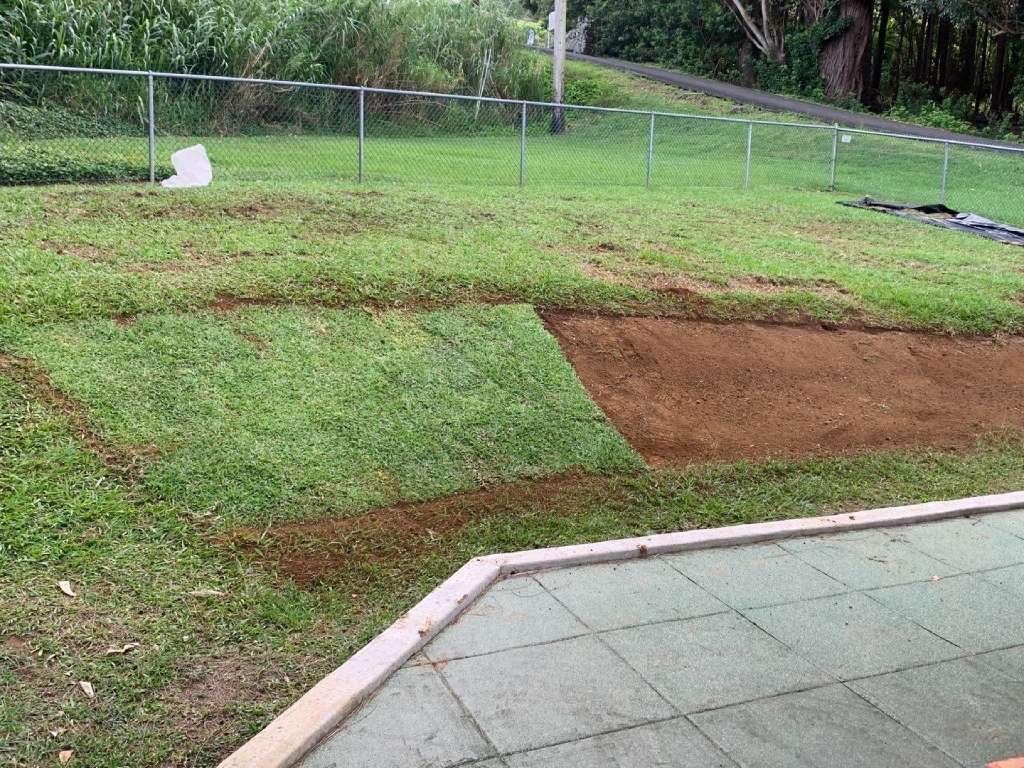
[{"left": 3, "top": 61, "right": 1023, "bottom": 154}]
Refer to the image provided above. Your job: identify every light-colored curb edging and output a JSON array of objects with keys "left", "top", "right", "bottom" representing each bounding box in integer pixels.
[{"left": 218, "top": 489, "right": 1024, "bottom": 768}]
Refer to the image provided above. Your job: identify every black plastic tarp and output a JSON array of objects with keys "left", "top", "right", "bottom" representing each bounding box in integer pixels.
[{"left": 840, "top": 197, "right": 1024, "bottom": 246}]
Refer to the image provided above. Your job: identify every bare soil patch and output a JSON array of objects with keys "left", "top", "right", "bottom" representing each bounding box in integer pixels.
[
  {"left": 542, "top": 310, "right": 1024, "bottom": 466},
  {"left": 226, "top": 473, "right": 616, "bottom": 585}
]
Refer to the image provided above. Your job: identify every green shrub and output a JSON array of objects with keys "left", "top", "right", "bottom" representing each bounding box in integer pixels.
[
  {"left": 888, "top": 103, "right": 973, "bottom": 135},
  {"left": 0, "top": 144, "right": 169, "bottom": 185},
  {"left": 0, "top": 100, "right": 139, "bottom": 138}
]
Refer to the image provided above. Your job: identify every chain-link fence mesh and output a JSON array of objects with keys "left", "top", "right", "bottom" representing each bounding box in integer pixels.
[
  {"left": 152, "top": 76, "right": 361, "bottom": 183},
  {"left": 3, "top": 64, "right": 1024, "bottom": 227},
  {"left": 0, "top": 68, "right": 150, "bottom": 184}
]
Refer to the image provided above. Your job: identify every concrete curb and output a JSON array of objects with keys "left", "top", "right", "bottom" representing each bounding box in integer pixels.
[{"left": 218, "top": 489, "right": 1024, "bottom": 768}]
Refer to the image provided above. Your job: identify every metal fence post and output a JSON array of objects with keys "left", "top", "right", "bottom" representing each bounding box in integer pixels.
[
  {"left": 519, "top": 102, "right": 527, "bottom": 187},
  {"left": 829, "top": 122, "right": 839, "bottom": 191},
  {"left": 358, "top": 87, "right": 365, "bottom": 184},
  {"left": 646, "top": 113, "right": 655, "bottom": 187},
  {"left": 147, "top": 73, "right": 156, "bottom": 183},
  {"left": 940, "top": 141, "right": 950, "bottom": 203},
  {"left": 744, "top": 122, "right": 753, "bottom": 190}
]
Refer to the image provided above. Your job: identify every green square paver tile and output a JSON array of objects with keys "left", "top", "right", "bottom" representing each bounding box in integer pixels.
[
  {"left": 439, "top": 635, "right": 675, "bottom": 754},
  {"left": 665, "top": 543, "right": 846, "bottom": 609},
  {"left": 976, "top": 646, "right": 1024, "bottom": 682},
  {"left": 534, "top": 558, "right": 727, "bottom": 631},
  {"left": 601, "top": 612, "right": 833, "bottom": 713},
  {"left": 745, "top": 592, "right": 962, "bottom": 679},
  {"left": 980, "top": 509, "right": 1024, "bottom": 539},
  {"left": 779, "top": 529, "right": 958, "bottom": 589},
  {"left": 850, "top": 657, "right": 1024, "bottom": 767},
  {"left": 981, "top": 563, "right": 1024, "bottom": 598},
  {"left": 867, "top": 573, "right": 1024, "bottom": 653},
  {"left": 691, "top": 684, "right": 960, "bottom": 768},
  {"left": 424, "top": 576, "right": 588, "bottom": 661},
  {"left": 892, "top": 517, "right": 1024, "bottom": 571},
  {"left": 301, "top": 665, "right": 493, "bottom": 768},
  {"left": 504, "top": 718, "right": 736, "bottom": 768}
]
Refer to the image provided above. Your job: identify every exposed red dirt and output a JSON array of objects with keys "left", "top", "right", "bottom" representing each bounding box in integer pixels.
[
  {"left": 542, "top": 310, "right": 1024, "bottom": 466},
  {"left": 226, "top": 473, "right": 617, "bottom": 584}
]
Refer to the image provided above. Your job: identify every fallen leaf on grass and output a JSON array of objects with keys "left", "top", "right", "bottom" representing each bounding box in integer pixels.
[
  {"left": 78, "top": 681, "right": 94, "bottom": 698},
  {"left": 59, "top": 750, "right": 73, "bottom": 765},
  {"left": 104, "top": 642, "right": 140, "bottom": 656},
  {"left": 187, "top": 589, "right": 226, "bottom": 597},
  {"left": 57, "top": 581, "right": 76, "bottom": 598}
]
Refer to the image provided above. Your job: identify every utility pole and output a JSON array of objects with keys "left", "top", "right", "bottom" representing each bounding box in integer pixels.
[{"left": 551, "top": 0, "right": 566, "bottom": 134}]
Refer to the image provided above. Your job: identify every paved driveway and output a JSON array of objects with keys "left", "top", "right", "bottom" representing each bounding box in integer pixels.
[
  {"left": 302, "top": 510, "right": 1024, "bottom": 768},
  {"left": 569, "top": 53, "right": 1020, "bottom": 149}
]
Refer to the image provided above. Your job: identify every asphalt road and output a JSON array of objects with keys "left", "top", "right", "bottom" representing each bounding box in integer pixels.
[{"left": 570, "top": 53, "right": 1019, "bottom": 149}]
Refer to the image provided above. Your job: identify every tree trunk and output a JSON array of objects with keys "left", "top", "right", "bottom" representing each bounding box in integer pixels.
[
  {"left": 935, "top": 17, "right": 951, "bottom": 91},
  {"left": 868, "top": 0, "right": 890, "bottom": 105},
  {"left": 915, "top": 13, "right": 934, "bottom": 81},
  {"left": 991, "top": 32, "right": 1009, "bottom": 114},
  {"left": 959, "top": 22, "right": 978, "bottom": 95},
  {"left": 974, "top": 26, "right": 990, "bottom": 118},
  {"left": 859, "top": 0, "right": 876, "bottom": 104},
  {"left": 820, "top": 0, "right": 873, "bottom": 98}
]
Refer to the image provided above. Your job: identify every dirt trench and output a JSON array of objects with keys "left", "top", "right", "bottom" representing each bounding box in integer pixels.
[{"left": 542, "top": 311, "right": 1024, "bottom": 466}]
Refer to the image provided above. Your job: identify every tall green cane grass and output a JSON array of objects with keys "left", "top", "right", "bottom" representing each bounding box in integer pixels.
[{"left": 0, "top": 0, "right": 546, "bottom": 127}]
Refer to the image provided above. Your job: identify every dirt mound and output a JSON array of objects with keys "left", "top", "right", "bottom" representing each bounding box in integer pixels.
[{"left": 542, "top": 311, "right": 1024, "bottom": 466}]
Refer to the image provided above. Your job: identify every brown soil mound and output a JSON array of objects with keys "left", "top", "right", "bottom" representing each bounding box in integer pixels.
[
  {"left": 226, "top": 473, "right": 616, "bottom": 585},
  {"left": 542, "top": 311, "right": 1024, "bottom": 466}
]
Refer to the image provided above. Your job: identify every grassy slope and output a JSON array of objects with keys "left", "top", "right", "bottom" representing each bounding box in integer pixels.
[
  {"left": 2, "top": 182, "right": 1023, "bottom": 333},
  {"left": 5, "top": 304, "right": 640, "bottom": 527},
  {"left": 5, "top": 368, "right": 1024, "bottom": 767},
  {"left": 5, "top": 61, "right": 1024, "bottom": 768}
]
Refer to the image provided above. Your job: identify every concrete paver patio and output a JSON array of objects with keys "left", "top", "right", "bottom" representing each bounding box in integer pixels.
[{"left": 301, "top": 510, "right": 1024, "bottom": 768}]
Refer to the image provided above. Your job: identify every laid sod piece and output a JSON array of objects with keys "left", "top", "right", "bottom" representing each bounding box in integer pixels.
[
  {"left": 3, "top": 183, "right": 1024, "bottom": 332},
  {"left": 5, "top": 303, "right": 641, "bottom": 526}
]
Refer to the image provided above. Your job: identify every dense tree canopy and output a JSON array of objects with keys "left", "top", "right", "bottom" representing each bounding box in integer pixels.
[{"left": 544, "top": 0, "right": 1024, "bottom": 137}]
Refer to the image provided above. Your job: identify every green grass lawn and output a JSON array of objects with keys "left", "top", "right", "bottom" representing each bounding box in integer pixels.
[
  {"left": 5, "top": 61, "right": 1024, "bottom": 223},
  {"left": 5, "top": 361, "right": 1024, "bottom": 767},
  {"left": 4, "top": 303, "right": 640, "bottom": 527},
  {"left": 3, "top": 181, "right": 1024, "bottom": 332},
  {"left": 5, "top": 66, "right": 1024, "bottom": 765}
]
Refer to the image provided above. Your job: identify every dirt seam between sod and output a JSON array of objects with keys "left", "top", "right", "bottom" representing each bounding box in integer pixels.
[{"left": 217, "top": 490, "right": 1024, "bottom": 768}]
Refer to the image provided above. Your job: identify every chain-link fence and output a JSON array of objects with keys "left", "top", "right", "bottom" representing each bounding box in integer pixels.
[{"left": 3, "top": 62, "right": 1024, "bottom": 225}]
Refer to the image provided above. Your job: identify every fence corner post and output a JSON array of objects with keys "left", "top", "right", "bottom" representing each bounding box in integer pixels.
[
  {"left": 519, "top": 101, "right": 527, "bottom": 187},
  {"left": 358, "top": 87, "right": 366, "bottom": 184},
  {"left": 147, "top": 73, "right": 156, "bottom": 184},
  {"left": 744, "top": 121, "right": 753, "bottom": 190},
  {"left": 940, "top": 140, "right": 950, "bottom": 203},
  {"left": 646, "top": 112, "right": 655, "bottom": 188},
  {"left": 829, "top": 122, "right": 839, "bottom": 192}
]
